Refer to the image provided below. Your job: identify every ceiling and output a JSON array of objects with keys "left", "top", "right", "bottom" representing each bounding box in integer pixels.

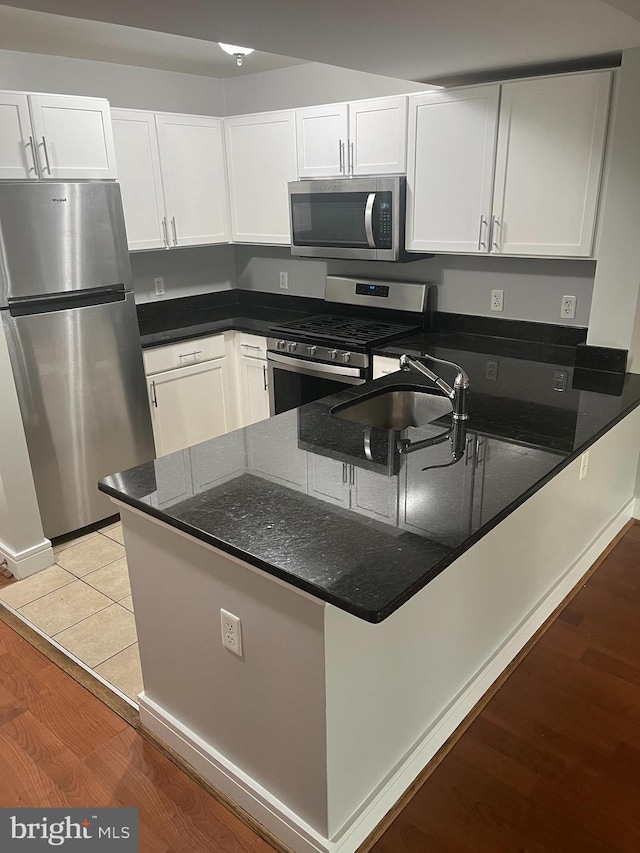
[{"left": 2, "top": 0, "right": 640, "bottom": 83}]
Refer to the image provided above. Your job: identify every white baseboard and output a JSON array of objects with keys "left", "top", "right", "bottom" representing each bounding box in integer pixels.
[
  {"left": 0, "top": 536, "right": 53, "bottom": 579},
  {"left": 139, "top": 497, "right": 634, "bottom": 853},
  {"left": 633, "top": 497, "right": 640, "bottom": 519},
  {"left": 139, "top": 693, "right": 331, "bottom": 853}
]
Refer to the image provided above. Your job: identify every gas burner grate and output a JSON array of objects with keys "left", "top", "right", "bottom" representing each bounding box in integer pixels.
[{"left": 270, "top": 314, "right": 420, "bottom": 347}]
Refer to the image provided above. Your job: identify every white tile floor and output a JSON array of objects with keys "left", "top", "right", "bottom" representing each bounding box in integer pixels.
[{"left": 0, "top": 520, "right": 143, "bottom": 704}]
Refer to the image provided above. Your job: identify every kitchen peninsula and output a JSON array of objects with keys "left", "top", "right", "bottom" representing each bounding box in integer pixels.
[{"left": 99, "top": 342, "right": 640, "bottom": 853}]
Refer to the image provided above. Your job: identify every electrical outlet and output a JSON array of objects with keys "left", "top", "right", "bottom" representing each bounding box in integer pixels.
[
  {"left": 579, "top": 450, "right": 589, "bottom": 480},
  {"left": 220, "top": 608, "right": 243, "bottom": 657},
  {"left": 561, "top": 295, "right": 576, "bottom": 319},
  {"left": 279, "top": 271, "right": 289, "bottom": 290},
  {"left": 490, "top": 289, "right": 504, "bottom": 312},
  {"left": 485, "top": 359, "right": 499, "bottom": 380},
  {"left": 154, "top": 277, "right": 165, "bottom": 296}
]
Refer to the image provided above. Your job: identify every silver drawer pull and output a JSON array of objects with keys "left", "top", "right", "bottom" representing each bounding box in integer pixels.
[
  {"left": 151, "top": 380, "right": 158, "bottom": 408},
  {"left": 242, "top": 344, "right": 261, "bottom": 350},
  {"left": 179, "top": 350, "right": 202, "bottom": 358}
]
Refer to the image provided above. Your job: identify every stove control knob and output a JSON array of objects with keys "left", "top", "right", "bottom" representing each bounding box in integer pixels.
[
  {"left": 307, "top": 345, "right": 317, "bottom": 356},
  {"left": 328, "top": 349, "right": 338, "bottom": 360},
  {"left": 287, "top": 342, "right": 298, "bottom": 353},
  {"left": 341, "top": 352, "right": 351, "bottom": 363},
  {"left": 277, "top": 339, "right": 287, "bottom": 350}
]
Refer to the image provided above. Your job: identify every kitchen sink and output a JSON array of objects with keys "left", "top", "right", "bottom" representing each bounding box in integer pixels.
[{"left": 332, "top": 387, "right": 453, "bottom": 430}]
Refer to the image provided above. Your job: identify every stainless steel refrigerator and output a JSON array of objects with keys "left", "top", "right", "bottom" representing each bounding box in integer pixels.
[{"left": 0, "top": 181, "right": 155, "bottom": 539}]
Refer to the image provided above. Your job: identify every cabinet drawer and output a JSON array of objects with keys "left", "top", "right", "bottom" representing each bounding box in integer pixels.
[
  {"left": 144, "top": 334, "right": 225, "bottom": 375},
  {"left": 237, "top": 333, "right": 267, "bottom": 360}
]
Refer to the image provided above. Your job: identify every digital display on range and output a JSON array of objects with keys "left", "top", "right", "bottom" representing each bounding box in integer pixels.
[{"left": 355, "top": 283, "right": 390, "bottom": 298}]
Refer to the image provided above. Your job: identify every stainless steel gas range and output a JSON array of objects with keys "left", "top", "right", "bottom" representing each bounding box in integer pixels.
[{"left": 266, "top": 276, "right": 430, "bottom": 416}]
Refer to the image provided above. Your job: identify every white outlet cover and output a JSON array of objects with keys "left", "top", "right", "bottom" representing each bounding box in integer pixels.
[
  {"left": 579, "top": 450, "right": 589, "bottom": 480},
  {"left": 221, "top": 608, "right": 243, "bottom": 657}
]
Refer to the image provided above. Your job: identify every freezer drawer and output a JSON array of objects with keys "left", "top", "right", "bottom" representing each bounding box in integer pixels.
[
  {"left": 2, "top": 291, "right": 154, "bottom": 538},
  {"left": 0, "top": 182, "right": 130, "bottom": 304}
]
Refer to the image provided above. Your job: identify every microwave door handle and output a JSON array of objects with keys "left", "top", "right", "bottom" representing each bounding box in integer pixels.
[{"left": 364, "top": 192, "right": 376, "bottom": 248}]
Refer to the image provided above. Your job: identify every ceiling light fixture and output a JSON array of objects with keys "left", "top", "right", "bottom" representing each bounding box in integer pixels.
[{"left": 218, "top": 43, "right": 255, "bottom": 67}]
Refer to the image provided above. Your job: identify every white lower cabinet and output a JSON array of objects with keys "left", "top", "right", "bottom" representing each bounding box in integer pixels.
[
  {"left": 306, "top": 454, "right": 399, "bottom": 524},
  {"left": 144, "top": 334, "right": 237, "bottom": 457},
  {"left": 235, "top": 334, "right": 270, "bottom": 426}
]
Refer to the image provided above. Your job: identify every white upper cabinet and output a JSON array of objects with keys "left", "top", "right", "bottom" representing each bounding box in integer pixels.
[
  {"left": 348, "top": 97, "right": 408, "bottom": 176},
  {"left": 112, "top": 109, "right": 229, "bottom": 250},
  {"left": 224, "top": 111, "right": 298, "bottom": 244},
  {"left": 111, "top": 109, "right": 167, "bottom": 250},
  {"left": 296, "top": 103, "right": 348, "bottom": 177},
  {"left": 156, "top": 113, "right": 229, "bottom": 247},
  {"left": 406, "top": 86, "right": 500, "bottom": 253},
  {"left": 0, "top": 91, "right": 116, "bottom": 180},
  {"left": 491, "top": 71, "right": 611, "bottom": 257},
  {"left": 295, "top": 96, "right": 407, "bottom": 178},
  {"left": 0, "top": 93, "right": 36, "bottom": 179},
  {"left": 28, "top": 94, "right": 117, "bottom": 179}
]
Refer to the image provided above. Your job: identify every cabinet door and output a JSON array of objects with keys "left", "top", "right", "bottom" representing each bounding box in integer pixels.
[
  {"left": 156, "top": 114, "right": 229, "bottom": 247},
  {"left": 148, "top": 358, "right": 233, "bottom": 457},
  {"left": 400, "top": 428, "right": 476, "bottom": 545},
  {"left": 351, "top": 467, "right": 398, "bottom": 524},
  {"left": 239, "top": 355, "right": 270, "bottom": 426},
  {"left": 295, "top": 103, "right": 348, "bottom": 178},
  {"left": 406, "top": 86, "right": 500, "bottom": 253},
  {"left": 491, "top": 72, "right": 611, "bottom": 257},
  {"left": 306, "top": 454, "right": 350, "bottom": 508},
  {"left": 111, "top": 109, "right": 167, "bottom": 250},
  {"left": 349, "top": 96, "right": 407, "bottom": 176},
  {"left": 0, "top": 92, "right": 37, "bottom": 179},
  {"left": 246, "top": 416, "right": 307, "bottom": 492},
  {"left": 224, "top": 111, "right": 298, "bottom": 244},
  {"left": 28, "top": 94, "right": 117, "bottom": 179}
]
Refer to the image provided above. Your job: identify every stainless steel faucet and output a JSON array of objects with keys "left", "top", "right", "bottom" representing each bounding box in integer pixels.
[{"left": 399, "top": 353, "right": 469, "bottom": 422}]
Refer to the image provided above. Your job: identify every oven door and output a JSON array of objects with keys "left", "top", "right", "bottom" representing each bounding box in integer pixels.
[{"left": 267, "top": 351, "right": 366, "bottom": 416}]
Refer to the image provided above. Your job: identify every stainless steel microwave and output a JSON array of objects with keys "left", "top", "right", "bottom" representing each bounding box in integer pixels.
[{"left": 288, "top": 176, "right": 412, "bottom": 261}]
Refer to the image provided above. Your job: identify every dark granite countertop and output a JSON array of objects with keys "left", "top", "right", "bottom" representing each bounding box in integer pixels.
[{"left": 100, "top": 335, "right": 640, "bottom": 622}]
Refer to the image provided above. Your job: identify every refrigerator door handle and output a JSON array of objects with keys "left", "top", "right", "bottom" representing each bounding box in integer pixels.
[{"left": 8, "top": 284, "right": 126, "bottom": 316}]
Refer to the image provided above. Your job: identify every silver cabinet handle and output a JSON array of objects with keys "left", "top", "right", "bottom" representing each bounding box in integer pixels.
[
  {"left": 475, "top": 437, "right": 486, "bottom": 467},
  {"left": 364, "top": 192, "right": 376, "bottom": 248},
  {"left": 349, "top": 141, "right": 354, "bottom": 175},
  {"left": 478, "top": 215, "right": 489, "bottom": 251},
  {"left": 161, "top": 217, "right": 169, "bottom": 249},
  {"left": 263, "top": 364, "right": 268, "bottom": 391},
  {"left": 151, "top": 380, "right": 158, "bottom": 408},
  {"left": 349, "top": 465, "right": 355, "bottom": 485},
  {"left": 27, "top": 135, "right": 39, "bottom": 176},
  {"left": 178, "top": 350, "right": 202, "bottom": 359},
  {"left": 491, "top": 217, "right": 502, "bottom": 252},
  {"left": 342, "top": 462, "right": 348, "bottom": 483},
  {"left": 338, "top": 140, "right": 345, "bottom": 174},
  {"left": 243, "top": 344, "right": 261, "bottom": 351},
  {"left": 171, "top": 216, "right": 178, "bottom": 246},
  {"left": 41, "top": 136, "right": 51, "bottom": 174}
]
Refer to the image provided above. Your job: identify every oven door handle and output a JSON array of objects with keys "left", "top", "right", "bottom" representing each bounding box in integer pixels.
[
  {"left": 268, "top": 351, "right": 363, "bottom": 379},
  {"left": 364, "top": 192, "right": 376, "bottom": 249}
]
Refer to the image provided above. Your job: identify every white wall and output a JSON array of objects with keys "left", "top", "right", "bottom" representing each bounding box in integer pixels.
[
  {"left": 0, "top": 48, "right": 226, "bottom": 114},
  {"left": 130, "top": 245, "right": 236, "bottom": 303},
  {"left": 588, "top": 47, "right": 640, "bottom": 367},
  {"left": 0, "top": 324, "right": 53, "bottom": 578},
  {"left": 235, "top": 246, "right": 595, "bottom": 325},
  {"left": 224, "top": 61, "right": 430, "bottom": 115}
]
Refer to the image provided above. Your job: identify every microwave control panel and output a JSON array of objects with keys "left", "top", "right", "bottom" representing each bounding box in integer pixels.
[{"left": 375, "top": 197, "right": 393, "bottom": 248}]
